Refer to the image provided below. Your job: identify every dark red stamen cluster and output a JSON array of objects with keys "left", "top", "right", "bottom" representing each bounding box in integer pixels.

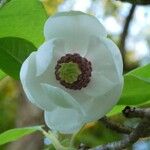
[{"left": 55, "top": 53, "right": 92, "bottom": 90}]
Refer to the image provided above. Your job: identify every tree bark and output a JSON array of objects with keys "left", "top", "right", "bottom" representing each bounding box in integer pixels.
[
  {"left": 119, "top": 4, "right": 136, "bottom": 71},
  {"left": 116, "top": 0, "right": 150, "bottom": 5}
]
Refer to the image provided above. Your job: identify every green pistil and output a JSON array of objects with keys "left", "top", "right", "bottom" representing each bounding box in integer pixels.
[{"left": 58, "top": 62, "right": 81, "bottom": 84}]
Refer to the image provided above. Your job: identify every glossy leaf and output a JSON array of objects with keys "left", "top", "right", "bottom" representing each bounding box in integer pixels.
[
  {"left": 118, "top": 64, "right": 150, "bottom": 105},
  {"left": 0, "top": 0, "right": 47, "bottom": 46},
  {"left": 0, "top": 37, "right": 36, "bottom": 79},
  {"left": 0, "top": 126, "right": 42, "bottom": 145},
  {"left": 107, "top": 105, "right": 125, "bottom": 116}
]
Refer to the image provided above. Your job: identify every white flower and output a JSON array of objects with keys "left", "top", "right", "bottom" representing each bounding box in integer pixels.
[{"left": 20, "top": 11, "right": 123, "bottom": 134}]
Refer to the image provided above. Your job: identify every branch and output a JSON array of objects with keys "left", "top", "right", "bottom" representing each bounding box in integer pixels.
[
  {"left": 116, "top": 0, "right": 150, "bottom": 5},
  {"left": 78, "top": 143, "right": 90, "bottom": 150},
  {"left": 122, "top": 106, "right": 150, "bottom": 119},
  {"left": 90, "top": 118, "right": 150, "bottom": 150},
  {"left": 119, "top": 4, "right": 136, "bottom": 70},
  {"left": 99, "top": 116, "right": 132, "bottom": 134},
  {"left": 85, "top": 106, "right": 150, "bottom": 150}
]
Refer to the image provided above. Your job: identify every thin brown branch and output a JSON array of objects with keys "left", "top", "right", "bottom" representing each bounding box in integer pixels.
[
  {"left": 82, "top": 107, "right": 150, "bottom": 150},
  {"left": 116, "top": 0, "right": 150, "bottom": 5},
  {"left": 119, "top": 4, "right": 136, "bottom": 71},
  {"left": 90, "top": 118, "right": 150, "bottom": 150},
  {"left": 99, "top": 116, "right": 132, "bottom": 134},
  {"left": 122, "top": 106, "right": 150, "bottom": 119}
]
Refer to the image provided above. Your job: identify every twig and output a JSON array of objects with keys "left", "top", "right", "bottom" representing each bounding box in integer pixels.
[
  {"left": 99, "top": 116, "right": 132, "bottom": 134},
  {"left": 86, "top": 106, "right": 150, "bottom": 150},
  {"left": 90, "top": 118, "right": 150, "bottom": 150},
  {"left": 119, "top": 4, "right": 136, "bottom": 71},
  {"left": 116, "top": 0, "right": 150, "bottom": 5},
  {"left": 78, "top": 143, "right": 90, "bottom": 150},
  {"left": 122, "top": 106, "right": 150, "bottom": 119}
]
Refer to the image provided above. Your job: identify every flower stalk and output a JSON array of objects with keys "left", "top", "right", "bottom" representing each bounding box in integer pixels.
[{"left": 42, "top": 129, "right": 75, "bottom": 150}]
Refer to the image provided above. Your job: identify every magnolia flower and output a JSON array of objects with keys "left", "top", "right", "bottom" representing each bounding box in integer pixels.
[{"left": 20, "top": 11, "right": 123, "bottom": 134}]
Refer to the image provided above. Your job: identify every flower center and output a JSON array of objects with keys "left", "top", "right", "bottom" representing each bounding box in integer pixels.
[
  {"left": 58, "top": 62, "right": 81, "bottom": 84},
  {"left": 55, "top": 53, "right": 92, "bottom": 90}
]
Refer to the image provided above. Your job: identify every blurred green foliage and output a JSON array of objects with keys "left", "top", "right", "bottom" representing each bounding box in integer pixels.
[
  {"left": 0, "top": 78, "right": 19, "bottom": 149},
  {"left": 0, "top": 70, "right": 6, "bottom": 80},
  {"left": 42, "top": 0, "right": 63, "bottom": 16},
  {"left": 103, "top": 0, "right": 119, "bottom": 16}
]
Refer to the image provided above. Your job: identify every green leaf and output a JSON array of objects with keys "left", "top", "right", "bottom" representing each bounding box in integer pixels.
[
  {"left": 118, "top": 64, "right": 150, "bottom": 105},
  {"left": 129, "top": 64, "right": 150, "bottom": 83},
  {"left": 0, "top": 0, "right": 47, "bottom": 47},
  {"left": 107, "top": 105, "right": 125, "bottom": 116},
  {"left": 0, "top": 126, "right": 42, "bottom": 145},
  {"left": 61, "top": 139, "right": 70, "bottom": 147},
  {"left": 0, "top": 70, "right": 6, "bottom": 80},
  {"left": 0, "top": 37, "right": 36, "bottom": 79}
]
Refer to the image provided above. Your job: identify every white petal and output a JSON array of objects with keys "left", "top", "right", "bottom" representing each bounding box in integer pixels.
[
  {"left": 44, "top": 11, "right": 107, "bottom": 40},
  {"left": 41, "top": 83, "right": 84, "bottom": 114},
  {"left": 65, "top": 88, "right": 93, "bottom": 106},
  {"left": 44, "top": 108, "right": 84, "bottom": 134},
  {"left": 81, "top": 36, "right": 124, "bottom": 121},
  {"left": 62, "top": 38, "right": 89, "bottom": 56},
  {"left": 20, "top": 52, "right": 37, "bottom": 103},
  {"left": 52, "top": 39, "right": 66, "bottom": 60},
  {"left": 84, "top": 80, "right": 123, "bottom": 122},
  {"left": 101, "top": 38, "right": 123, "bottom": 77},
  {"left": 36, "top": 39, "right": 65, "bottom": 76},
  {"left": 20, "top": 50, "right": 84, "bottom": 112},
  {"left": 83, "top": 71, "right": 115, "bottom": 97},
  {"left": 85, "top": 36, "right": 123, "bottom": 82},
  {"left": 44, "top": 11, "right": 107, "bottom": 56},
  {"left": 20, "top": 52, "right": 55, "bottom": 111}
]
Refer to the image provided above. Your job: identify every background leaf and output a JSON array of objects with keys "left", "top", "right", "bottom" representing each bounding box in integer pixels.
[
  {"left": 0, "top": 0, "right": 47, "bottom": 46},
  {"left": 107, "top": 105, "right": 125, "bottom": 116},
  {"left": 0, "top": 37, "right": 36, "bottom": 79},
  {"left": 0, "top": 70, "right": 6, "bottom": 80},
  {"left": 0, "top": 126, "right": 42, "bottom": 145},
  {"left": 118, "top": 64, "right": 150, "bottom": 105}
]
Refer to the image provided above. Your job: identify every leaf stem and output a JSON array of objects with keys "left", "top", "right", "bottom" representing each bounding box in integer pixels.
[
  {"left": 69, "top": 131, "right": 78, "bottom": 148},
  {"left": 41, "top": 129, "right": 73, "bottom": 150}
]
